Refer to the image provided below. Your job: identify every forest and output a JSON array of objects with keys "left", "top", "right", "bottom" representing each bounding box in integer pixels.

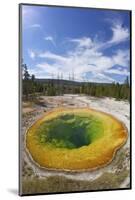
[{"left": 22, "top": 63, "right": 130, "bottom": 101}]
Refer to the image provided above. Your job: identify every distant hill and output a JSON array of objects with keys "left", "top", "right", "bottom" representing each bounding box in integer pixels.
[
  {"left": 36, "top": 78, "right": 82, "bottom": 86},
  {"left": 35, "top": 78, "right": 111, "bottom": 86}
]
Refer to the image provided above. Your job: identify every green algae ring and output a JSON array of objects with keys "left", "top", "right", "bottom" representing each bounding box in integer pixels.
[{"left": 26, "top": 108, "right": 127, "bottom": 171}]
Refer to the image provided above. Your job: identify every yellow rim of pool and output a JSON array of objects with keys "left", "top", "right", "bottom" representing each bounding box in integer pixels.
[{"left": 25, "top": 108, "right": 127, "bottom": 171}]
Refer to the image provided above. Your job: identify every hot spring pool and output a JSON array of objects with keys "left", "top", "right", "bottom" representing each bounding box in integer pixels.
[
  {"left": 37, "top": 114, "right": 104, "bottom": 149},
  {"left": 26, "top": 108, "right": 127, "bottom": 171}
]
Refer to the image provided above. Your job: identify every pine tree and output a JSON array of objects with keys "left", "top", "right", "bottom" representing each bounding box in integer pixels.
[{"left": 23, "top": 64, "right": 30, "bottom": 80}]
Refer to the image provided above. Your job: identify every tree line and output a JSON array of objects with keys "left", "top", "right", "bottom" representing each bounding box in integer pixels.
[{"left": 22, "top": 63, "right": 130, "bottom": 101}]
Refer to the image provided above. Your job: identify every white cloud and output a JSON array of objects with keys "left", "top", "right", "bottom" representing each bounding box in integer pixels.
[
  {"left": 22, "top": 6, "right": 40, "bottom": 27},
  {"left": 109, "top": 23, "right": 129, "bottom": 45},
  {"left": 69, "top": 23, "right": 129, "bottom": 54},
  {"left": 22, "top": 6, "right": 33, "bottom": 17},
  {"left": 94, "top": 21, "right": 129, "bottom": 52},
  {"left": 39, "top": 51, "right": 66, "bottom": 62},
  {"left": 29, "top": 20, "right": 129, "bottom": 83},
  {"left": 29, "top": 24, "right": 41, "bottom": 28},
  {"left": 44, "top": 36, "right": 53, "bottom": 41},
  {"left": 34, "top": 42, "right": 129, "bottom": 82},
  {"left": 90, "top": 72, "right": 115, "bottom": 83},
  {"left": 112, "top": 49, "right": 129, "bottom": 67},
  {"left": 44, "top": 36, "right": 55, "bottom": 45},
  {"left": 28, "top": 49, "right": 36, "bottom": 59},
  {"left": 37, "top": 62, "right": 61, "bottom": 77},
  {"left": 29, "top": 68, "right": 51, "bottom": 79},
  {"left": 105, "top": 69, "right": 129, "bottom": 76},
  {"left": 71, "top": 37, "right": 94, "bottom": 48}
]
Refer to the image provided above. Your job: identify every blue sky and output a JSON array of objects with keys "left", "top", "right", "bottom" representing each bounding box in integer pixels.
[{"left": 22, "top": 5, "right": 130, "bottom": 83}]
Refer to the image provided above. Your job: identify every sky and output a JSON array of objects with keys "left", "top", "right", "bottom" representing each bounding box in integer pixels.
[{"left": 22, "top": 5, "right": 130, "bottom": 83}]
